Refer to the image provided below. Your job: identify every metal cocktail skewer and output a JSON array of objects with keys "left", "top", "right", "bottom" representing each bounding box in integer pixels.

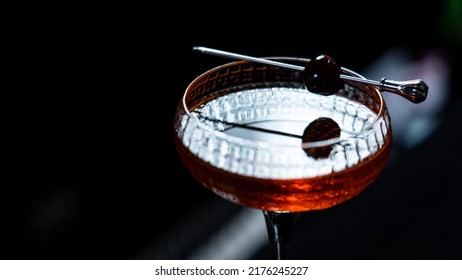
[{"left": 193, "top": 46, "right": 428, "bottom": 104}]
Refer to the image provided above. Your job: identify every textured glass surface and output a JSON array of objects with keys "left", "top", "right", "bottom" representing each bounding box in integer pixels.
[{"left": 178, "top": 87, "right": 389, "bottom": 179}]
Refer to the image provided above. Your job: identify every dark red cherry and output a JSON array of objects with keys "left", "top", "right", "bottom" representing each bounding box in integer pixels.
[
  {"left": 302, "top": 117, "right": 341, "bottom": 159},
  {"left": 303, "top": 54, "right": 343, "bottom": 95}
]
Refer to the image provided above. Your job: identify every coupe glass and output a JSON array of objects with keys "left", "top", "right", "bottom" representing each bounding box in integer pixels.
[{"left": 173, "top": 55, "right": 392, "bottom": 259}]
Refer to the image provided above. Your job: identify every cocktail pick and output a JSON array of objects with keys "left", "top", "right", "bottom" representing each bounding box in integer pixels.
[
  {"left": 193, "top": 46, "right": 428, "bottom": 104},
  {"left": 199, "top": 113, "right": 342, "bottom": 159}
]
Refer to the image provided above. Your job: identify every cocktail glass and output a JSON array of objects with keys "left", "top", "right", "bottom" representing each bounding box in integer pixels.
[{"left": 173, "top": 48, "right": 424, "bottom": 259}]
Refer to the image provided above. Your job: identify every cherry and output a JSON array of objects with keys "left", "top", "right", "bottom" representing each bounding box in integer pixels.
[
  {"left": 303, "top": 54, "right": 343, "bottom": 95},
  {"left": 302, "top": 117, "right": 341, "bottom": 159}
]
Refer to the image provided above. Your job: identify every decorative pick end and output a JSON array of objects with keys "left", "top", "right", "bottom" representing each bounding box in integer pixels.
[{"left": 381, "top": 78, "right": 428, "bottom": 104}]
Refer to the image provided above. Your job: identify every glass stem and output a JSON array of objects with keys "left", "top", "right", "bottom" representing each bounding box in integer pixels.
[{"left": 262, "top": 211, "right": 297, "bottom": 260}]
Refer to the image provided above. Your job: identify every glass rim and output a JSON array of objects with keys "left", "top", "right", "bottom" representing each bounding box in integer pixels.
[{"left": 182, "top": 57, "right": 387, "bottom": 150}]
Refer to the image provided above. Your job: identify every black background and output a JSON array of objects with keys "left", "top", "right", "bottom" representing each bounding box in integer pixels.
[{"left": 2, "top": 0, "right": 461, "bottom": 259}]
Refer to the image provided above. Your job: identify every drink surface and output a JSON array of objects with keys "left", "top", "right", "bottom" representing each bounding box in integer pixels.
[{"left": 175, "top": 87, "right": 392, "bottom": 212}]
